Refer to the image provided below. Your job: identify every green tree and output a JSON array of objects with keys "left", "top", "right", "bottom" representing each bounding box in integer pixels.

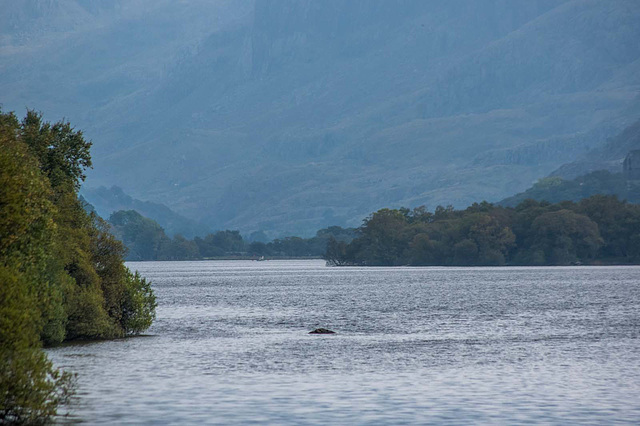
[
  {"left": 467, "top": 214, "right": 515, "bottom": 265},
  {"left": 577, "top": 195, "right": 640, "bottom": 259},
  {"left": 354, "top": 209, "right": 410, "bottom": 265},
  {"left": 324, "top": 236, "right": 348, "bottom": 266},
  {"left": 0, "top": 266, "right": 74, "bottom": 424},
  {"left": 109, "top": 210, "right": 170, "bottom": 260},
  {"left": 121, "top": 271, "right": 157, "bottom": 335},
  {"left": 1, "top": 108, "right": 157, "bottom": 421},
  {"left": 0, "top": 111, "right": 74, "bottom": 422},
  {"left": 454, "top": 239, "right": 479, "bottom": 265},
  {"left": 20, "top": 110, "right": 92, "bottom": 191},
  {"left": 157, "top": 234, "right": 200, "bottom": 260},
  {"left": 530, "top": 209, "right": 602, "bottom": 264}
]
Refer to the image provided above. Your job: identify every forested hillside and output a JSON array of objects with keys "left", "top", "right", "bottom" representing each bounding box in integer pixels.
[
  {"left": 499, "top": 118, "right": 640, "bottom": 206},
  {"left": 0, "top": 110, "right": 156, "bottom": 422},
  {"left": 2, "top": 1, "right": 640, "bottom": 235},
  {"left": 500, "top": 171, "right": 640, "bottom": 207}
]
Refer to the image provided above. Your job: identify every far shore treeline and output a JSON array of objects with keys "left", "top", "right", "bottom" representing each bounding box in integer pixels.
[
  {"left": 1, "top": 110, "right": 156, "bottom": 423},
  {"left": 109, "top": 194, "right": 640, "bottom": 267},
  {"left": 325, "top": 197, "right": 640, "bottom": 266},
  {"left": 105, "top": 208, "right": 356, "bottom": 261}
]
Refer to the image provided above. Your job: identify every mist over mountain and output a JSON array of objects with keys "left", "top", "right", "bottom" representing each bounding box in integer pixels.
[
  {"left": 81, "top": 186, "right": 211, "bottom": 238},
  {"left": 2, "top": 0, "right": 640, "bottom": 236},
  {"left": 551, "top": 118, "right": 640, "bottom": 179},
  {"left": 498, "top": 117, "right": 640, "bottom": 207}
]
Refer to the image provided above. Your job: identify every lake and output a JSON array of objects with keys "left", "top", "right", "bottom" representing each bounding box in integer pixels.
[{"left": 48, "top": 260, "right": 640, "bottom": 424}]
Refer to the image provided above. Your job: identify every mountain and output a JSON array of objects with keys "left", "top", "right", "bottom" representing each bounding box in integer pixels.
[
  {"left": 500, "top": 119, "right": 640, "bottom": 206},
  {"left": 2, "top": 0, "right": 640, "bottom": 236},
  {"left": 498, "top": 171, "right": 640, "bottom": 207},
  {"left": 551, "top": 118, "right": 640, "bottom": 179},
  {"left": 81, "top": 186, "right": 210, "bottom": 238}
]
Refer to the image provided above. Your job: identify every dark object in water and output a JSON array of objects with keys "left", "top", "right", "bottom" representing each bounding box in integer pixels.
[{"left": 309, "top": 328, "right": 336, "bottom": 334}]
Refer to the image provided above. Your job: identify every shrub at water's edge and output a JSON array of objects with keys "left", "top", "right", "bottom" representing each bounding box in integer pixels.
[
  {"left": 0, "top": 266, "right": 75, "bottom": 424},
  {"left": 122, "top": 271, "right": 157, "bottom": 335},
  {"left": 0, "top": 109, "right": 156, "bottom": 422},
  {"left": 326, "top": 199, "right": 640, "bottom": 266}
]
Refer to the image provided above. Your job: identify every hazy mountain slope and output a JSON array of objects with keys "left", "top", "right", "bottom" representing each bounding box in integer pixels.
[
  {"left": 552, "top": 118, "right": 640, "bottom": 179},
  {"left": 499, "top": 171, "right": 638, "bottom": 207},
  {"left": 0, "top": 0, "right": 252, "bottom": 125},
  {"left": 81, "top": 186, "right": 211, "bottom": 238},
  {"left": 500, "top": 118, "right": 640, "bottom": 206},
  {"left": 2, "top": 0, "right": 640, "bottom": 236}
]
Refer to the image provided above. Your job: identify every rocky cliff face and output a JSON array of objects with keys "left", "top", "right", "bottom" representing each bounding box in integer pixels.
[{"left": 2, "top": 0, "right": 640, "bottom": 235}]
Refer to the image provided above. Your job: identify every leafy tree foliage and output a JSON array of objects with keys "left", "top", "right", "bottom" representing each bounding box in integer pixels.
[
  {"left": 250, "top": 227, "right": 356, "bottom": 258},
  {"left": 109, "top": 210, "right": 171, "bottom": 261},
  {"left": 121, "top": 271, "right": 156, "bottom": 334},
  {"left": 327, "top": 197, "right": 640, "bottom": 266},
  {"left": 0, "top": 266, "right": 75, "bottom": 424},
  {"left": 108, "top": 211, "right": 358, "bottom": 261},
  {"left": 325, "top": 236, "right": 348, "bottom": 266},
  {"left": 0, "top": 109, "right": 156, "bottom": 422},
  {"left": 20, "top": 110, "right": 92, "bottom": 191}
]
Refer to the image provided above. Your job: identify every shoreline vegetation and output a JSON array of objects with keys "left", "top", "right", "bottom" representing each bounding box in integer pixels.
[
  {"left": 324, "top": 198, "right": 640, "bottom": 267},
  {"left": 0, "top": 110, "right": 157, "bottom": 423},
  {"left": 106, "top": 209, "right": 356, "bottom": 262},
  {"left": 112, "top": 195, "right": 640, "bottom": 268}
]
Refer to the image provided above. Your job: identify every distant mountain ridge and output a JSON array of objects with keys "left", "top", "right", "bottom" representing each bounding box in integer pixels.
[
  {"left": 2, "top": 0, "right": 640, "bottom": 235},
  {"left": 81, "top": 186, "right": 210, "bottom": 238}
]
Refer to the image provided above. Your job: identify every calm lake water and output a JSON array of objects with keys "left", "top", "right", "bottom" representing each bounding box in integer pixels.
[{"left": 48, "top": 260, "right": 640, "bottom": 424}]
